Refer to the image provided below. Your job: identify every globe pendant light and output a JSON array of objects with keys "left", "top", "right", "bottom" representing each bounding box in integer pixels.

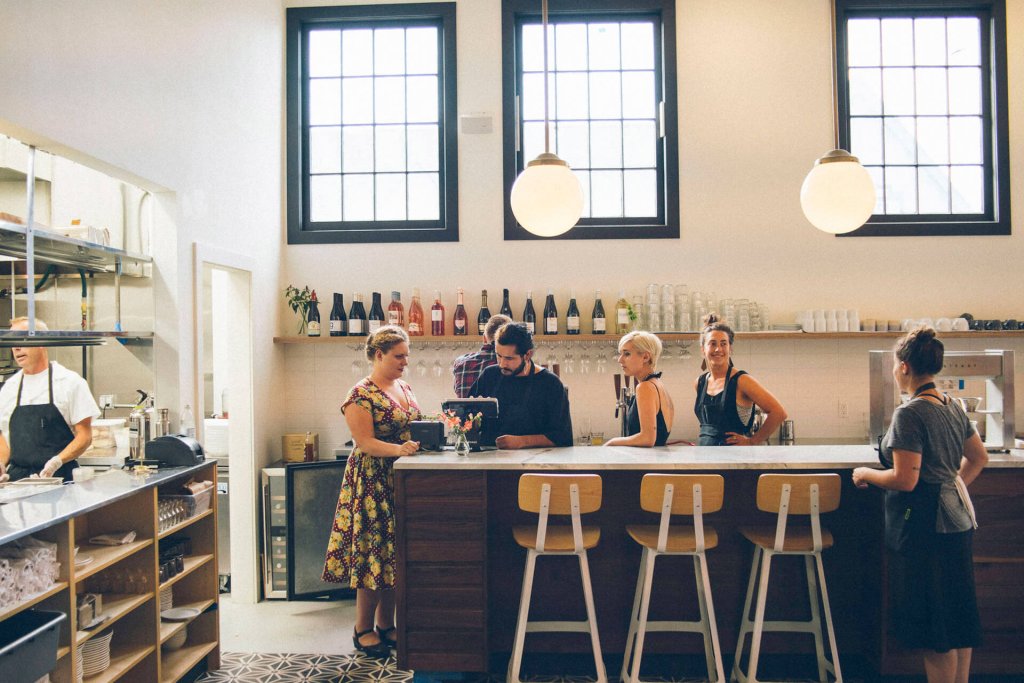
[
  {"left": 800, "top": 0, "right": 876, "bottom": 235},
  {"left": 510, "top": 0, "right": 583, "bottom": 237}
]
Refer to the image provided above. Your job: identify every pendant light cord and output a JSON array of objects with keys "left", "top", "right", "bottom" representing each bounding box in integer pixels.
[
  {"left": 542, "top": 0, "right": 550, "bottom": 154},
  {"left": 830, "top": 0, "right": 840, "bottom": 149}
]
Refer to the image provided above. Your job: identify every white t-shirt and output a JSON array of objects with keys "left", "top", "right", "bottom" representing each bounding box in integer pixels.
[{"left": 0, "top": 362, "right": 101, "bottom": 437}]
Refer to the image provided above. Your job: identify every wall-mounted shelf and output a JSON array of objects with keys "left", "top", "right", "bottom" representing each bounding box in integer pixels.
[
  {"left": 0, "top": 221, "right": 150, "bottom": 277},
  {"left": 0, "top": 330, "right": 153, "bottom": 347}
]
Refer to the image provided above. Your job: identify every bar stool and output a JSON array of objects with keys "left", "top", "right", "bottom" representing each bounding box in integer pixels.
[
  {"left": 731, "top": 474, "right": 842, "bottom": 683},
  {"left": 508, "top": 473, "right": 607, "bottom": 683},
  {"left": 621, "top": 474, "right": 726, "bottom": 683}
]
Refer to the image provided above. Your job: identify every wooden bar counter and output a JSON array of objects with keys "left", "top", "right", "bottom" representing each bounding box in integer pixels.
[{"left": 394, "top": 446, "right": 1024, "bottom": 679}]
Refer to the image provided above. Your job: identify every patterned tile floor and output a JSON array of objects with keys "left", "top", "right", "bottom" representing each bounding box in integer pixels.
[{"left": 198, "top": 652, "right": 413, "bottom": 682}]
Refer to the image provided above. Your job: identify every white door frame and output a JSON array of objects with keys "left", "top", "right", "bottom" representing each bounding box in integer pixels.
[{"left": 192, "top": 243, "right": 258, "bottom": 603}]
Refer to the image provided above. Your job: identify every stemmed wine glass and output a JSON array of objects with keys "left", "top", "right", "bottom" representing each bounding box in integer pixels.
[
  {"left": 562, "top": 341, "right": 575, "bottom": 375},
  {"left": 579, "top": 341, "right": 592, "bottom": 374}
]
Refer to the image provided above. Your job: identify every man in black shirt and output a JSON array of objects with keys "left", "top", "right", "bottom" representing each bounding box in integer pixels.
[{"left": 468, "top": 322, "right": 573, "bottom": 449}]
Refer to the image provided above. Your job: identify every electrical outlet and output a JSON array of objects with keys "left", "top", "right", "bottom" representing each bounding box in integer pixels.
[
  {"left": 99, "top": 394, "right": 114, "bottom": 409},
  {"left": 837, "top": 401, "right": 848, "bottom": 419}
]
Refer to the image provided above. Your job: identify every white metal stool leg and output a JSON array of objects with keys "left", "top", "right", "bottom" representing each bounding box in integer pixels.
[
  {"left": 731, "top": 545, "right": 762, "bottom": 683},
  {"left": 620, "top": 547, "right": 650, "bottom": 683},
  {"left": 804, "top": 556, "right": 827, "bottom": 682},
  {"left": 694, "top": 553, "right": 725, "bottom": 683},
  {"left": 815, "top": 554, "right": 843, "bottom": 682},
  {"left": 745, "top": 549, "right": 774, "bottom": 683},
  {"left": 508, "top": 549, "right": 537, "bottom": 683},
  {"left": 578, "top": 551, "right": 608, "bottom": 683},
  {"left": 627, "top": 550, "right": 657, "bottom": 683}
]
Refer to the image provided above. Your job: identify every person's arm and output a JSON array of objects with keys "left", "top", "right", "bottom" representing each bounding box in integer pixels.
[
  {"left": 727, "top": 374, "right": 787, "bottom": 445},
  {"left": 853, "top": 449, "right": 922, "bottom": 491},
  {"left": 496, "top": 433, "right": 554, "bottom": 449},
  {"left": 959, "top": 432, "right": 988, "bottom": 486},
  {"left": 606, "top": 381, "right": 660, "bottom": 447},
  {"left": 345, "top": 403, "right": 418, "bottom": 457},
  {"left": 0, "top": 433, "right": 8, "bottom": 482},
  {"left": 38, "top": 418, "right": 93, "bottom": 477}
]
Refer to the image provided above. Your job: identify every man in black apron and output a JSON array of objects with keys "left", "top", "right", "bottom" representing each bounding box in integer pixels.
[{"left": 0, "top": 318, "right": 98, "bottom": 482}]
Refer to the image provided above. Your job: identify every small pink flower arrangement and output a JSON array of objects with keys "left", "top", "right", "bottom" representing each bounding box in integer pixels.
[{"left": 440, "top": 409, "right": 482, "bottom": 437}]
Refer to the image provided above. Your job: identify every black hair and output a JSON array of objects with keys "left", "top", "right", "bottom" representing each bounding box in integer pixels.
[
  {"left": 895, "top": 325, "right": 944, "bottom": 376},
  {"left": 494, "top": 322, "right": 534, "bottom": 356}
]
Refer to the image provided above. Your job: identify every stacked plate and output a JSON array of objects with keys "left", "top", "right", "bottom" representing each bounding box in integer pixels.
[
  {"left": 75, "top": 652, "right": 83, "bottom": 683},
  {"left": 160, "top": 585, "right": 173, "bottom": 611},
  {"left": 80, "top": 629, "right": 113, "bottom": 677}
]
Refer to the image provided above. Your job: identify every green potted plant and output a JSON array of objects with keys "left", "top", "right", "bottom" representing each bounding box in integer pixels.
[{"left": 285, "top": 285, "right": 313, "bottom": 335}]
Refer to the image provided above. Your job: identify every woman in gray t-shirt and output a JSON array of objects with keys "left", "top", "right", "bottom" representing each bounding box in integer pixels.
[{"left": 853, "top": 327, "right": 988, "bottom": 683}]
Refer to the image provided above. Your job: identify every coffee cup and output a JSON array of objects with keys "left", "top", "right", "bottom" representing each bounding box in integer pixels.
[
  {"left": 952, "top": 317, "right": 970, "bottom": 331},
  {"left": 936, "top": 318, "right": 953, "bottom": 331}
]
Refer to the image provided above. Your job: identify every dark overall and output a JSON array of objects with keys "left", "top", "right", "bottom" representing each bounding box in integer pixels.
[
  {"left": 6, "top": 362, "right": 78, "bottom": 481},
  {"left": 694, "top": 367, "right": 755, "bottom": 446}
]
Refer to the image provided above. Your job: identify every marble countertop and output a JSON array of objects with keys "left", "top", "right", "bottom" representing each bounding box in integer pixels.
[
  {"left": 394, "top": 445, "right": 1024, "bottom": 471},
  {"left": 0, "top": 461, "right": 213, "bottom": 545}
]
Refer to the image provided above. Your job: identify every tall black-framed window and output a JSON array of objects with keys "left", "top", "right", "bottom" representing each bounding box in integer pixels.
[
  {"left": 836, "top": 0, "right": 1010, "bottom": 236},
  {"left": 286, "top": 3, "right": 458, "bottom": 244},
  {"left": 501, "top": 0, "right": 678, "bottom": 241}
]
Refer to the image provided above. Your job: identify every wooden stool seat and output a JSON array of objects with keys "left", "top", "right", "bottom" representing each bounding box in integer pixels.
[
  {"left": 513, "top": 524, "right": 601, "bottom": 550},
  {"left": 626, "top": 524, "right": 719, "bottom": 552},
  {"left": 739, "top": 525, "right": 834, "bottom": 552}
]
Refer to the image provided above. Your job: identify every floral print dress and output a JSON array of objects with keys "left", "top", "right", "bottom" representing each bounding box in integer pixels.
[{"left": 322, "top": 379, "right": 420, "bottom": 590}]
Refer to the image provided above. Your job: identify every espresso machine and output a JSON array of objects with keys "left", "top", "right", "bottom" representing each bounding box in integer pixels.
[{"left": 870, "top": 349, "right": 1015, "bottom": 452}]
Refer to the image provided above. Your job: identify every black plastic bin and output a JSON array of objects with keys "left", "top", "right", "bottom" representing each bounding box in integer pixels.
[{"left": 0, "top": 609, "right": 67, "bottom": 683}]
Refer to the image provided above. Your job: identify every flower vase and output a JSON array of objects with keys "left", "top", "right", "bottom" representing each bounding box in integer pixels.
[{"left": 453, "top": 432, "right": 470, "bottom": 457}]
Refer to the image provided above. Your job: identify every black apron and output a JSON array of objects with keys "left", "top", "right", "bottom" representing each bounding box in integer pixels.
[
  {"left": 6, "top": 362, "right": 78, "bottom": 482},
  {"left": 694, "top": 366, "right": 754, "bottom": 446}
]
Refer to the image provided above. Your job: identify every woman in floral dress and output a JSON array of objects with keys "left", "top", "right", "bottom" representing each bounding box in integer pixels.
[{"left": 323, "top": 325, "right": 420, "bottom": 658}]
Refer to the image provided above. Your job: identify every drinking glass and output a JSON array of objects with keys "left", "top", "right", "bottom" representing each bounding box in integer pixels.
[
  {"left": 579, "top": 343, "right": 591, "bottom": 374},
  {"left": 562, "top": 343, "right": 574, "bottom": 375}
]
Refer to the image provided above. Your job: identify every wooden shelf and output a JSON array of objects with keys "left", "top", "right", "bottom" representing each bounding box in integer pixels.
[
  {"left": 76, "top": 592, "right": 153, "bottom": 647},
  {"left": 83, "top": 642, "right": 154, "bottom": 682},
  {"left": 159, "top": 640, "right": 217, "bottom": 683},
  {"left": 158, "top": 599, "right": 215, "bottom": 644},
  {"left": 0, "top": 581, "right": 67, "bottom": 622},
  {"left": 75, "top": 539, "right": 154, "bottom": 581},
  {"left": 158, "top": 508, "right": 214, "bottom": 540},
  {"left": 159, "top": 554, "right": 213, "bottom": 590}
]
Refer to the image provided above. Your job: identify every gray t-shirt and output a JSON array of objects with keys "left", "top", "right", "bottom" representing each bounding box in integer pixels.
[{"left": 881, "top": 395, "right": 976, "bottom": 533}]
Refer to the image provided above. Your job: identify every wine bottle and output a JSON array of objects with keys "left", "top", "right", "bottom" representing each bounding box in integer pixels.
[
  {"left": 591, "top": 290, "right": 606, "bottom": 334},
  {"left": 477, "top": 290, "right": 491, "bottom": 335},
  {"left": 387, "top": 291, "right": 405, "bottom": 327},
  {"left": 543, "top": 289, "right": 558, "bottom": 335},
  {"left": 368, "top": 292, "right": 385, "bottom": 333},
  {"left": 615, "top": 289, "right": 631, "bottom": 334},
  {"left": 408, "top": 288, "right": 425, "bottom": 336},
  {"left": 348, "top": 293, "right": 367, "bottom": 336},
  {"left": 453, "top": 287, "right": 468, "bottom": 336},
  {"left": 329, "top": 292, "right": 347, "bottom": 337},
  {"left": 430, "top": 290, "right": 446, "bottom": 336},
  {"left": 567, "top": 290, "right": 580, "bottom": 335},
  {"left": 499, "top": 288, "right": 513, "bottom": 317},
  {"left": 307, "top": 290, "right": 321, "bottom": 337},
  {"left": 522, "top": 291, "right": 536, "bottom": 334}
]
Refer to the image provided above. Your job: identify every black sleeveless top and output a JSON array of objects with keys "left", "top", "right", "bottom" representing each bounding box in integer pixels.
[
  {"left": 625, "top": 373, "right": 670, "bottom": 446},
  {"left": 694, "top": 367, "right": 754, "bottom": 446}
]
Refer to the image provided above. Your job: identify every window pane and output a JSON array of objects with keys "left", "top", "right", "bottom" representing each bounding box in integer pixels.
[
  {"left": 917, "top": 118, "right": 949, "bottom": 165},
  {"left": 407, "top": 124, "right": 439, "bottom": 172},
  {"left": 375, "top": 28, "right": 405, "bottom": 75},
  {"left": 375, "top": 76, "right": 406, "bottom": 123},
  {"left": 918, "top": 165, "right": 950, "bottom": 213},
  {"left": 588, "top": 24, "right": 620, "bottom": 70},
  {"left": 406, "top": 27, "right": 438, "bottom": 75},
  {"left": 948, "top": 67, "right": 981, "bottom": 115},
  {"left": 915, "top": 68, "right": 948, "bottom": 115},
  {"left": 343, "top": 174, "right": 373, "bottom": 221},
  {"left": 408, "top": 173, "right": 440, "bottom": 220},
  {"left": 521, "top": 24, "right": 546, "bottom": 73},
  {"left": 882, "top": 68, "right": 914, "bottom": 114},
  {"left": 867, "top": 166, "right": 885, "bottom": 213},
  {"left": 557, "top": 121, "right": 590, "bottom": 170},
  {"left": 309, "top": 126, "right": 341, "bottom": 173},
  {"left": 914, "top": 18, "right": 946, "bottom": 66},
  {"left": 576, "top": 170, "right": 591, "bottom": 218},
  {"left": 375, "top": 125, "right": 405, "bottom": 173},
  {"left": 521, "top": 73, "right": 548, "bottom": 121},
  {"left": 949, "top": 117, "right": 982, "bottom": 164},
  {"left": 556, "top": 72, "right": 589, "bottom": 120},
  {"left": 555, "top": 23, "right": 587, "bottom": 71},
  {"left": 623, "top": 121, "right": 656, "bottom": 168},
  {"left": 947, "top": 18, "right": 980, "bottom": 66},
  {"left": 522, "top": 121, "right": 545, "bottom": 163},
  {"left": 849, "top": 68, "right": 881, "bottom": 115},
  {"left": 624, "top": 170, "right": 657, "bottom": 217},
  {"left": 342, "top": 125, "right": 373, "bottom": 173},
  {"left": 622, "top": 72, "right": 655, "bottom": 119},
  {"left": 342, "top": 78, "right": 372, "bottom": 124},
  {"left": 850, "top": 117, "right": 883, "bottom": 165},
  {"left": 880, "top": 19, "right": 913, "bottom": 66},
  {"left": 884, "top": 166, "right": 917, "bottom": 213},
  {"left": 590, "top": 121, "right": 622, "bottom": 169},
  {"left": 951, "top": 165, "right": 983, "bottom": 213},
  {"left": 309, "top": 79, "right": 341, "bottom": 125},
  {"left": 310, "top": 175, "right": 341, "bottom": 222},
  {"left": 589, "top": 72, "right": 621, "bottom": 119},
  {"left": 309, "top": 30, "right": 341, "bottom": 77},
  {"left": 591, "top": 170, "right": 623, "bottom": 216},
  {"left": 376, "top": 174, "right": 406, "bottom": 220},
  {"left": 407, "top": 76, "right": 438, "bottom": 123},
  {"left": 342, "top": 29, "right": 373, "bottom": 76},
  {"left": 847, "top": 19, "right": 880, "bottom": 67},
  {"left": 884, "top": 117, "right": 916, "bottom": 164},
  {"left": 621, "top": 23, "right": 654, "bottom": 70}
]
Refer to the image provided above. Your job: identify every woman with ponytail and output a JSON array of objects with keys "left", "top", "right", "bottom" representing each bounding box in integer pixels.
[{"left": 693, "top": 314, "right": 787, "bottom": 446}]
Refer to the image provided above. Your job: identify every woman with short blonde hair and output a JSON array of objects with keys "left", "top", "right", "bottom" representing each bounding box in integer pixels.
[{"left": 605, "top": 331, "right": 674, "bottom": 447}]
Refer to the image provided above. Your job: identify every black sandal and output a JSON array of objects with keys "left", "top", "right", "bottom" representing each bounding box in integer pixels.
[
  {"left": 352, "top": 628, "right": 390, "bottom": 659},
  {"left": 376, "top": 625, "right": 397, "bottom": 650}
]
